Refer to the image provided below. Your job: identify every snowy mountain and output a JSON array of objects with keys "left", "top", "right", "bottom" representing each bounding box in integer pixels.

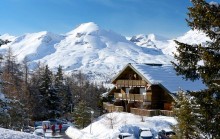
[
  {"left": 130, "top": 30, "right": 210, "bottom": 56},
  {"left": 0, "top": 31, "right": 64, "bottom": 62},
  {"left": 0, "top": 33, "right": 16, "bottom": 42},
  {"left": 0, "top": 22, "right": 210, "bottom": 82},
  {"left": 130, "top": 34, "right": 168, "bottom": 49},
  {"left": 0, "top": 22, "right": 172, "bottom": 82}
]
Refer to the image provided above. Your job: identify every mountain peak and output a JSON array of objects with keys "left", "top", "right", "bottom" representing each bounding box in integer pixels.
[
  {"left": 67, "top": 22, "right": 100, "bottom": 36},
  {"left": 147, "top": 34, "right": 169, "bottom": 41},
  {"left": 0, "top": 33, "right": 16, "bottom": 41}
]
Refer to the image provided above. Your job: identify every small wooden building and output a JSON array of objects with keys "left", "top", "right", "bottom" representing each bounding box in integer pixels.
[{"left": 103, "top": 63, "right": 206, "bottom": 116}]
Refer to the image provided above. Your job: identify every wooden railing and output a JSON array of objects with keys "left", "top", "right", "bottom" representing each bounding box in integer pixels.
[
  {"left": 103, "top": 102, "right": 124, "bottom": 112},
  {"left": 114, "top": 93, "right": 152, "bottom": 102},
  {"left": 116, "top": 80, "right": 146, "bottom": 87},
  {"left": 130, "top": 108, "right": 173, "bottom": 117},
  {"left": 103, "top": 103, "right": 173, "bottom": 116}
]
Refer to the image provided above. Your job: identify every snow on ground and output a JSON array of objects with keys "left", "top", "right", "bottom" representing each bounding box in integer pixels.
[
  {"left": 0, "top": 127, "right": 42, "bottom": 139},
  {"left": 66, "top": 112, "right": 177, "bottom": 139}
]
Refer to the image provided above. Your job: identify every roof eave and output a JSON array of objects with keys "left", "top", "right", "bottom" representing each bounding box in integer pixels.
[{"left": 111, "top": 63, "right": 152, "bottom": 85}]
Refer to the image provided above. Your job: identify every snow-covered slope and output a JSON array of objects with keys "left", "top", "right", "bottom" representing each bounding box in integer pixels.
[
  {"left": 130, "top": 34, "right": 168, "bottom": 49},
  {"left": 0, "top": 34, "right": 16, "bottom": 42},
  {"left": 0, "top": 22, "right": 172, "bottom": 81},
  {"left": 0, "top": 31, "right": 64, "bottom": 62},
  {"left": 0, "top": 23, "right": 210, "bottom": 82},
  {"left": 39, "top": 23, "right": 171, "bottom": 76},
  {"left": 130, "top": 30, "right": 210, "bottom": 56}
]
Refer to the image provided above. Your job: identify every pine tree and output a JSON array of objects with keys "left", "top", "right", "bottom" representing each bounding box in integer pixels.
[
  {"left": 47, "top": 87, "right": 61, "bottom": 118},
  {"left": 72, "top": 100, "right": 91, "bottom": 128},
  {"left": 28, "top": 62, "right": 47, "bottom": 120},
  {"left": 55, "top": 65, "right": 72, "bottom": 115},
  {"left": 39, "top": 65, "right": 60, "bottom": 118},
  {"left": 173, "top": 91, "right": 200, "bottom": 139},
  {"left": 38, "top": 65, "right": 52, "bottom": 119},
  {"left": 0, "top": 98, "right": 10, "bottom": 128},
  {"left": 172, "top": 0, "right": 220, "bottom": 138}
]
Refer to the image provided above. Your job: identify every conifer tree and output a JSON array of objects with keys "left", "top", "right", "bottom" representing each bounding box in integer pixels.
[
  {"left": 55, "top": 65, "right": 72, "bottom": 115},
  {"left": 72, "top": 100, "right": 91, "bottom": 128},
  {"left": 28, "top": 62, "right": 47, "bottom": 120},
  {"left": 172, "top": 0, "right": 220, "bottom": 138},
  {"left": 39, "top": 65, "right": 60, "bottom": 118},
  {"left": 173, "top": 91, "right": 200, "bottom": 139},
  {"left": 0, "top": 97, "right": 10, "bottom": 128}
]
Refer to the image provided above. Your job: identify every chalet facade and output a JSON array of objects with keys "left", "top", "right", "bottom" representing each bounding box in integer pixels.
[{"left": 103, "top": 63, "right": 206, "bottom": 116}]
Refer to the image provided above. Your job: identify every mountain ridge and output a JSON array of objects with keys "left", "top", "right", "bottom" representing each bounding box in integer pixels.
[{"left": 0, "top": 22, "right": 209, "bottom": 82}]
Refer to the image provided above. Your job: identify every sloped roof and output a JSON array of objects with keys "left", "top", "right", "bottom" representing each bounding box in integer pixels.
[{"left": 130, "top": 63, "right": 206, "bottom": 93}]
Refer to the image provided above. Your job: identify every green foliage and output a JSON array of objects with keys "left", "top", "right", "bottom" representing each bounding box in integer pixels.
[
  {"left": 0, "top": 99, "right": 10, "bottom": 128},
  {"left": 172, "top": 0, "right": 220, "bottom": 86},
  {"left": 173, "top": 92, "right": 200, "bottom": 139},
  {"left": 190, "top": 88, "right": 220, "bottom": 138},
  {"left": 39, "top": 65, "right": 61, "bottom": 118},
  {"left": 72, "top": 101, "right": 91, "bottom": 128},
  {"left": 172, "top": 0, "right": 220, "bottom": 138},
  {"left": 55, "top": 65, "right": 72, "bottom": 114}
]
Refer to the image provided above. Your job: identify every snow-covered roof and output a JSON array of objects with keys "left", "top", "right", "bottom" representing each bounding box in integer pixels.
[{"left": 130, "top": 63, "right": 206, "bottom": 93}]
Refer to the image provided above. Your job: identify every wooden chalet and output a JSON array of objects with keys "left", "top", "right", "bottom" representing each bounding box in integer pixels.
[{"left": 103, "top": 63, "right": 206, "bottom": 116}]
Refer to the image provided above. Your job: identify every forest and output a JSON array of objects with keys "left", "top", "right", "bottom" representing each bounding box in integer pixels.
[{"left": 0, "top": 43, "right": 108, "bottom": 130}]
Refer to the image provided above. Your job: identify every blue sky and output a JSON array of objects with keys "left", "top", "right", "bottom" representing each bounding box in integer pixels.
[{"left": 0, "top": 0, "right": 218, "bottom": 38}]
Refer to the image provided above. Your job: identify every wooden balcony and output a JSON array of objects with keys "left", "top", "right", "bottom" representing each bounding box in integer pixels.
[
  {"left": 103, "top": 102, "right": 124, "bottom": 112},
  {"left": 103, "top": 103, "right": 173, "bottom": 116},
  {"left": 116, "top": 80, "right": 146, "bottom": 87},
  {"left": 130, "top": 108, "right": 173, "bottom": 117},
  {"left": 114, "top": 93, "right": 152, "bottom": 102}
]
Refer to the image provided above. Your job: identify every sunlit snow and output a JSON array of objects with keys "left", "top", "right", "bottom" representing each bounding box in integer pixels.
[
  {"left": 66, "top": 112, "right": 177, "bottom": 139},
  {"left": 0, "top": 128, "right": 42, "bottom": 139}
]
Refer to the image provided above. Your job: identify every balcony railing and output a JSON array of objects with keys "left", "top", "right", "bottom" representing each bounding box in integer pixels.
[
  {"left": 103, "top": 103, "right": 173, "bottom": 116},
  {"left": 130, "top": 108, "right": 173, "bottom": 117},
  {"left": 116, "top": 80, "right": 146, "bottom": 87},
  {"left": 103, "top": 102, "right": 124, "bottom": 112},
  {"left": 114, "top": 93, "right": 152, "bottom": 102}
]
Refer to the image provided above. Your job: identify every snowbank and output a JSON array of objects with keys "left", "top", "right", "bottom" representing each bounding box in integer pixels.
[
  {"left": 66, "top": 112, "right": 177, "bottom": 139},
  {"left": 0, "top": 127, "right": 42, "bottom": 139}
]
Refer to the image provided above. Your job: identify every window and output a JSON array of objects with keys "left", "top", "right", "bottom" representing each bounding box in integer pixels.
[
  {"left": 140, "top": 87, "right": 146, "bottom": 94},
  {"left": 125, "top": 88, "right": 130, "bottom": 94}
]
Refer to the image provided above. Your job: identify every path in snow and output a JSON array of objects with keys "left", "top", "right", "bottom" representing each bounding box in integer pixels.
[{"left": 44, "top": 129, "right": 71, "bottom": 139}]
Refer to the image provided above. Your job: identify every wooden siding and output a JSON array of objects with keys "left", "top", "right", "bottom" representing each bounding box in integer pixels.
[{"left": 151, "top": 85, "right": 173, "bottom": 110}]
